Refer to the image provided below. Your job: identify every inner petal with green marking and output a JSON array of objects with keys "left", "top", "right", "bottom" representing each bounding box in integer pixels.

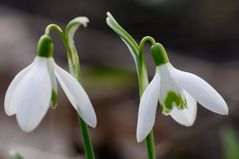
[
  {"left": 162, "top": 91, "right": 187, "bottom": 115},
  {"left": 157, "top": 64, "right": 187, "bottom": 115},
  {"left": 50, "top": 89, "right": 58, "bottom": 109}
]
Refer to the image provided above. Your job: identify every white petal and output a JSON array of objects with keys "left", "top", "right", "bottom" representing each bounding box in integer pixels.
[
  {"left": 170, "top": 90, "right": 197, "bottom": 126},
  {"left": 54, "top": 64, "right": 97, "bottom": 128},
  {"left": 168, "top": 64, "right": 228, "bottom": 115},
  {"left": 137, "top": 72, "right": 160, "bottom": 143},
  {"left": 15, "top": 57, "right": 52, "bottom": 132},
  {"left": 4, "top": 64, "right": 32, "bottom": 116}
]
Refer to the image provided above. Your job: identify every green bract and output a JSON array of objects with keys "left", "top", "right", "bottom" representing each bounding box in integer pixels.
[{"left": 65, "top": 17, "right": 89, "bottom": 79}]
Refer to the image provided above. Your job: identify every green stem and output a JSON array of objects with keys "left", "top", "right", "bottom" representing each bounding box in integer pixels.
[
  {"left": 145, "top": 132, "right": 156, "bottom": 159},
  {"left": 138, "top": 73, "right": 156, "bottom": 159},
  {"left": 45, "top": 24, "right": 65, "bottom": 41},
  {"left": 45, "top": 24, "right": 95, "bottom": 159},
  {"left": 65, "top": 36, "right": 95, "bottom": 159},
  {"left": 138, "top": 70, "right": 156, "bottom": 159},
  {"left": 139, "top": 36, "right": 156, "bottom": 56},
  {"left": 78, "top": 116, "right": 95, "bottom": 159},
  {"left": 44, "top": 24, "right": 73, "bottom": 60},
  {"left": 138, "top": 36, "right": 157, "bottom": 159},
  {"left": 73, "top": 67, "right": 95, "bottom": 159},
  {"left": 107, "top": 13, "right": 157, "bottom": 159}
]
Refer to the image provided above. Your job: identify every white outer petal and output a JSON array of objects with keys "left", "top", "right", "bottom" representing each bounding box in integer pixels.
[
  {"left": 15, "top": 57, "right": 52, "bottom": 132},
  {"left": 4, "top": 64, "right": 32, "bottom": 116},
  {"left": 170, "top": 90, "right": 197, "bottom": 126},
  {"left": 137, "top": 71, "right": 160, "bottom": 143},
  {"left": 168, "top": 64, "right": 228, "bottom": 115},
  {"left": 54, "top": 64, "right": 97, "bottom": 128}
]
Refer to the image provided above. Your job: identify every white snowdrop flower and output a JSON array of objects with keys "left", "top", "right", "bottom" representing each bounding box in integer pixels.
[
  {"left": 4, "top": 35, "right": 97, "bottom": 132},
  {"left": 137, "top": 43, "right": 228, "bottom": 142}
]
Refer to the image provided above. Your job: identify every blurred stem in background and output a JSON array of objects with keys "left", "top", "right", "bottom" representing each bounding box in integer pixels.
[
  {"left": 45, "top": 18, "right": 95, "bottom": 159},
  {"left": 106, "top": 12, "right": 156, "bottom": 159},
  {"left": 220, "top": 125, "right": 239, "bottom": 159}
]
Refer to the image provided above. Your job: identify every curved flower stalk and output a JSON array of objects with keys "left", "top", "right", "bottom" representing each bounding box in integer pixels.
[
  {"left": 137, "top": 43, "right": 228, "bottom": 142},
  {"left": 4, "top": 35, "right": 96, "bottom": 132}
]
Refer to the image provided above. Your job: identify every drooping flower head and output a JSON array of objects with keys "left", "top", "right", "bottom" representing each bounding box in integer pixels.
[
  {"left": 137, "top": 43, "right": 228, "bottom": 142},
  {"left": 5, "top": 24, "right": 96, "bottom": 132}
]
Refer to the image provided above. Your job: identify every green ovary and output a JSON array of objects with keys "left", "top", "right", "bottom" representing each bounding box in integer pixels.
[
  {"left": 162, "top": 91, "right": 187, "bottom": 115},
  {"left": 37, "top": 35, "right": 53, "bottom": 58}
]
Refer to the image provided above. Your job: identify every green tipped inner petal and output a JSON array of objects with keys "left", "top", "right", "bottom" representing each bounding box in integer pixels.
[
  {"left": 162, "top": 91, "right": 187, "bottom": 115},
  {"left": 161, "top": 103, "right": 171, "bottom": 115},
  {"left": 50, "top": 89, "right": 58, "bottom": 109}
]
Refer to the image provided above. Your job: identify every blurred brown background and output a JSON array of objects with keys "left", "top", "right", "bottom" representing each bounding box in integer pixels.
[{"left": 0, "top": 0, "right": 239, "bottom": 159}]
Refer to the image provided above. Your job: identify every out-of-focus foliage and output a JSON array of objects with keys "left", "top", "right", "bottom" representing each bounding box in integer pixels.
[
  {"left": 220, "top": 125, "right": 239, "bottom": 159},
  {"left": 10, "top": 151, "right": 24, "bottom": 159},
  {"left": 81, "top": 66, "right": 137, "bottom": 91}
]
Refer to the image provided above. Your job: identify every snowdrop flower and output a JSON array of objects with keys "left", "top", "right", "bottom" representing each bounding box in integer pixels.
[
  {"left": 4, "top": 35, "right": 97, "bottom": 132},
  {"left": 137, "top": 43, "right": 228, "bottom": 142}
]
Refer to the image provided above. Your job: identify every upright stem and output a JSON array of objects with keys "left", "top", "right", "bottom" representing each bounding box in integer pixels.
[
  {"left": 72, "top": 62, "right": 95, "bottom": 159},
  {"left": 138, "top": 37, "right": 156, "bottom": 159},
  {"left": 66, "top": 36, "right": 95, "bottom": 159},
  {"left": 78, "top": 116, "right": 95, "bottom": 159},
  {"left": 145, "top": 132, "right": 156, "bottom": 159},
  {"left": 45, "top": 24, "right": 95, "bottom": 159},
  {"left": 107, "top": 14, "right": 157, "bottom": 159},
  {"left": 66, "top": 35, "right": 96, "bottom": 159},
  {"left": 138, "top": 64, "right": 156, "bottom": 159}
]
